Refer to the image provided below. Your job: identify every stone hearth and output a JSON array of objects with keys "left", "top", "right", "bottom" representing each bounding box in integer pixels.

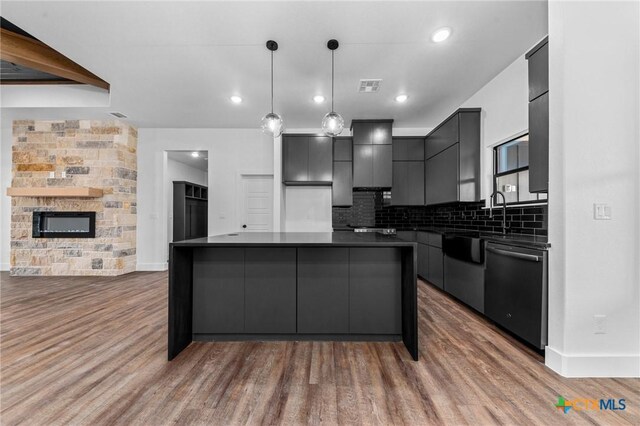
[{"left": 10, "top": 120, "right": 137, "bottom": 276}]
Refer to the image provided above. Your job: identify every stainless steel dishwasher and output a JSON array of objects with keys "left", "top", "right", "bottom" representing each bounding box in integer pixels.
[{"left": 484, "top": 242, "right": 548, "bottom": 349}]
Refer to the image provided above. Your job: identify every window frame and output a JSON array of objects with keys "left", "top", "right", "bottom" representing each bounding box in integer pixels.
[{"left": 492, "top": 133, "right": 547, "bottom": 207}]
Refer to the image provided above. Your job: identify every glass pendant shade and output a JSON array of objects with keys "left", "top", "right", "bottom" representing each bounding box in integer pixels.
[
  {"left": 321, "top": 111, "right": 344, "bottom": 137},
  {"left": 261, "top": 112, "right": 285, "bottom": 138}
]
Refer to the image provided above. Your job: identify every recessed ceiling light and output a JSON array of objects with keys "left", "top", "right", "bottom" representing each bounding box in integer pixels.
[
  {"left": 395, "top": 94, "right": 409, "bottom": 103},
  {"left": 313, "top": 95, "right": 325, "bottom": 104},
  {"left": 432, "top": 27, "right": 452, "bottom": 43},
  {"left": 191, "top": 152, "right": 199, "bottom": 158},
  {"left": 230, "top": 95, "right": 243, "bottom": 104}
]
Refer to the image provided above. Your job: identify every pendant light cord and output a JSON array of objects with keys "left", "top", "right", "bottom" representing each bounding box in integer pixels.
[
  {"left": 331, "top": 50, "right": 335, "bottom": 112},
  {"left": 271, "top": 50, "right": 274, "bottom": 114}
]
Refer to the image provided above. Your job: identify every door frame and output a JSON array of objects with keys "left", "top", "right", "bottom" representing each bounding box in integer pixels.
[{"left": 235, "top": 171, "right": 274, "bottom": 232}]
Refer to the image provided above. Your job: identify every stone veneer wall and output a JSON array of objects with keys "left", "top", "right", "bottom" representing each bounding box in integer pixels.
[{"left": 10, "top": 120, "right": 137, "bottom": 276}]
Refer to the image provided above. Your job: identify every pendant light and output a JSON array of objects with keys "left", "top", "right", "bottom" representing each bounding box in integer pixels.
[
  {"left": 321, "top": 39, "right": 344, "bottom": 137},
  {"left": 261, "top": 40, "right": 285, "bottom": 138}
]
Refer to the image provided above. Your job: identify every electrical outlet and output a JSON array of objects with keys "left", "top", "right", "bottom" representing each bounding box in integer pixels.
[
  {"left": 594, "top": 203, "right": 612, "bottom": 220},
  {"left": 48, "top": 171, "right": 55, "bottom": 178},
  {"left": 61, "top": 171, "right": 67, "bottom": 179},
  {"left": 594, "top": 315, "right": 607, "bottom": 334}
]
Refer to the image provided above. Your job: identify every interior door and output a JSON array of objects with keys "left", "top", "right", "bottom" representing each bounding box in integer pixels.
[{"left": 240, "top": 175, "right": 273, "bottom": 231}]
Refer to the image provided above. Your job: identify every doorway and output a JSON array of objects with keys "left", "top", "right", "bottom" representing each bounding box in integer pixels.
[
  {"left": 238, "top": 174, "right": 273, "bottom": 232},
  {"left": 166, "top": 150, "right": 209, "bottom": 246}
]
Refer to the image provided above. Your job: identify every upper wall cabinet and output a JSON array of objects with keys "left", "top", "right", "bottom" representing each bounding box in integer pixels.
[
  {"left": 282, "top": 134, "right": 333, "bottom": 185},
  {"left": 391, "top": 137, "right": 425, "bottom": 206},
  {"left": 351, "top": 120, "right": 393, "bottom": 188},
  {"left": 392, "top": 137, "right": 424, "bottom": 161},
  {"left": 527, "top": 39, "right": 549, "bottom": 102},
  {"left": 351, "top": 120, "right": 393, "bottom": 145},
  {"left": 526, "top": 36, "right": 549, "bottom": 193},
  {"left": 332, "top": 137, "right": 353, "bottom": 207},
  {"left": 424, "top": 108, "right": 481, "bottom": 205}
]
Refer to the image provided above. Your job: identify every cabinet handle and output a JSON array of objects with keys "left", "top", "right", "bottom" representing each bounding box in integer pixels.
[
  {"left": 487, "top": 247, "right": 541, "bottom": 262},
  {"left": 242, "top": 225, "right": 247, "bottom": 229}
]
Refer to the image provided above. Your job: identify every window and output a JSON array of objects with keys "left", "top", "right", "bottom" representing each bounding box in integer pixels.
[{"left": 493, "top": 134, "right": 547, "bottom": 205}]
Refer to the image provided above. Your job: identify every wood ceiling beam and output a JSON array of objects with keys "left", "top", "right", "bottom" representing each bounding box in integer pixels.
[{"left": 0, "top": 28, "right": 110, "bottom": 90}]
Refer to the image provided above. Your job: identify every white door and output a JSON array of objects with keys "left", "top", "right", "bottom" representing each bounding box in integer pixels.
[{"left": 240, "top": 175, "right": 273, "bottom": 231}]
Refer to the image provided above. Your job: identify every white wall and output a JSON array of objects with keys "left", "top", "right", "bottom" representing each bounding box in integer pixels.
[
  {"left": 460, "top": 55, "right": 530, "bottom": 203},
  {"left": 545, "top": 0, "right": 640, "bottom": 377},
  {"left": 284, "top": 187, "right": 332, "bottom": 232},
  {"left": 166, "top": 157, "right": 208, "bottom": 245},
  {"left": 137, "top": 129, "right": 273, "bottom": 270}
]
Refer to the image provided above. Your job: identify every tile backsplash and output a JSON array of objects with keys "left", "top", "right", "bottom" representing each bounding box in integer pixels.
[{"left": 333, "top": 191, "right": 547, "bottom": 236}]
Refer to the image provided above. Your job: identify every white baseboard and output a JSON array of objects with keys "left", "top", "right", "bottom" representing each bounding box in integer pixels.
[
  {"left": 545, "top": 346, "right": 640, "bottom": 378},
  {"left": 0, "top": 263, "right": 9, "bottom": 271},
  {"left": 136, "top": 262, "right": 168, "bottom": 272}
]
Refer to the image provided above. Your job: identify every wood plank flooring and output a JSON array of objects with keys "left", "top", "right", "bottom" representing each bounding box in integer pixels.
[{"left": 1, "top": 271, "right": 638, "bottom": 425}]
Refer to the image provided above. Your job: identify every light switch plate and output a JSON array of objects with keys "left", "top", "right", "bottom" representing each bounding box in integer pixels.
[
  {"left": 48, "top": 171, "right": 55, "bottom": 178},
  {"left": 593, "top": 203, "right": 612, "bottom": 220},
  {"left": 61, "top": 171, "right": 67, "bottom": 179}
]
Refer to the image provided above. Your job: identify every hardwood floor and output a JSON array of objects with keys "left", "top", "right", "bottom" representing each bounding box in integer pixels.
[{"left": 1, "top": 272, "right": 638, "bottom": 425}]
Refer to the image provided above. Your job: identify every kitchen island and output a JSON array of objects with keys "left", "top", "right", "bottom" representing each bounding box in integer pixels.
[{"left": 168, "top": 232, "right": 418, "bottom": 361}]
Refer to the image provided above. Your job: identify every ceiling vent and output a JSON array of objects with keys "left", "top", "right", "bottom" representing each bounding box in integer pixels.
[
  {"left": 358, "top": 79, "right": 382, "bottom": 93},
  {"left": 109, "top": 112, "right": 127, "bottom": 119}
]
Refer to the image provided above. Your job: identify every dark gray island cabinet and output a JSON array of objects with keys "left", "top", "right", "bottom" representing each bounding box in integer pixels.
[{"left": 168, "top": 232, "right": 418, "bottom": 361}]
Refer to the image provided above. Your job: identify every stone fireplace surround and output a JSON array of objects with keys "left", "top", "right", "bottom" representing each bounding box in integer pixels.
[{"left": 10, "top": 120, "right": 137, "bottom": 276}]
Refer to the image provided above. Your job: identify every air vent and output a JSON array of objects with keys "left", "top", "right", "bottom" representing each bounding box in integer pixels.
[
  {"left": 109, "top": 112, "right": 127, "bottom": 119},
  {"left": 358, "top": 79, "right": 382, "bottom": 93}
]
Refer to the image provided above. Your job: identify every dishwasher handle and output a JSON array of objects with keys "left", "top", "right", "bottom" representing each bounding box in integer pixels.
[{"left": 487, "top": 246, "right": 541, "bottom": 262}]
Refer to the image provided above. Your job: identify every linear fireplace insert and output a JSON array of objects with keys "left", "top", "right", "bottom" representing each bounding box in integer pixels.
[{"left": 32, "top": 211, "right": 96, "bottom": 238}]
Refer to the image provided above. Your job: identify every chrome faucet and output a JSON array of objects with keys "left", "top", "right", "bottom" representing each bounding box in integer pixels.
[{"left": 489, "top": 190, "right": 509, "bottom": 235}]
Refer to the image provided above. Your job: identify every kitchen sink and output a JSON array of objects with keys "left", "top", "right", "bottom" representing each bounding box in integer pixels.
[{"left": 443, "top": 233, "right": 485, "bottom": 264}]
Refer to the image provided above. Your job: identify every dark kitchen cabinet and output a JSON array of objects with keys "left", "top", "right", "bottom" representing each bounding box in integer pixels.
[
  {"left": 309, "top": 136, "right": 333, "bottom": 182},
  {"left": 173, "top": 181, "right": 208, "bottom": 242},
  {"left": 353, "top": 144, "right": 392, "bottom": 188},
  {"left": 282, "top": 134, "right": 332, "bottom": 185},
  {"left": 527, "top": 37, "right": 549, "bottom": 193},
  {"left": 427, "top": 246, "right": 444, "bottom": 289},
  {"left": 528, "top": 92, "right": 549, "bottom": 193},
  {"left": 332, "top": 161, "right": 353, "bottom": 206},
  {"left": 444, "top": 256, "right": 485, "bottom": 313},
  {"left": 333, "top": 137, "right": 353, "bottom": 161},
  {"left": 349, "top": 248, "right": 402, "bottom": 334},
  {"left": 352, "top": 120, "right": 393, "bottom": 188},
  {"left": 353, "top": 145, "right": 373, "bottom": 188},
  {"left": 392, "top": 161, "right": 424, "bottom": 206},
  {"left": 352, "top": 122, "right": 373, "bottom": 145},
  {"left": 526, "top": 37, "right": 549, "bottom": 102},
  {"left": 192, "top": 248, "right": 245, "bottom": 333},
  {"left": 372, "top": 145, "right": 392, "bottom": 187},
  {"left": 282, "top": 135, "right": 309, "bottom": 182},
  {"left": 416, "top": 232, "right": 443, "bottom": 289},
  {"left": 425, "top": 114, "right": 459, "bottom": 159},
  {"left": 244, "top": 248, "right": 297, "bottom": 333},
  {"left": 424, "top": 109, "right": 480, "bottom": 205},
  {"left": 417, "top": 243, "right": 428, "bottom": 279},
  {"left": 425, "top": 144, "right": 459, "bottom": 205},
  {"left": 351, "top": 120, "right": 392, "bottom": 145},
  {"left": 297, "top": 248, "right": 349, "bottom": 334},
  {"left": 393, "top": 137, "right": 425, "bottom": 161}
]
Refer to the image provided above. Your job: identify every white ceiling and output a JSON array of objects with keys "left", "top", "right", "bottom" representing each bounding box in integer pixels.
[
  {"left": 167, "top": 150, "right": 209, "bottom": 172},
  {"left": 1, "top": 1, "right": 548, "bottom": 129}
]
